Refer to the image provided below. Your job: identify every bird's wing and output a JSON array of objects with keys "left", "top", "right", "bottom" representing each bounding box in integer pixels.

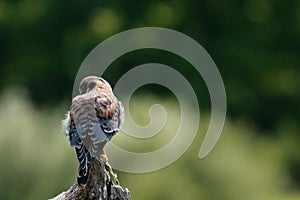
[
  {"left": 95, "top": 91, "right": 124, "bottom": 133},
  {"left": 70, "top": 93, "right": 113, "bottom": 157},
  {"left": 62, "top": 112, "right": 81, "bottom": 147}
]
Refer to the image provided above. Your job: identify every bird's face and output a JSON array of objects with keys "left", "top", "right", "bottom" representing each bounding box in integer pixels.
[{"left": 79, "top": 76, "right": 112, "bottom": 94}]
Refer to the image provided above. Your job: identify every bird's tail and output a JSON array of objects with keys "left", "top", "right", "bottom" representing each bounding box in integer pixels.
[{"left": 76, "top": 146, "right": 95, "bottom": 187}]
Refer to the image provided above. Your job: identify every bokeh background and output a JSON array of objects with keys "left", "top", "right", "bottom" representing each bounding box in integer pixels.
[{"left": 0, "top": 0, "right": 299, "bottom": 199}]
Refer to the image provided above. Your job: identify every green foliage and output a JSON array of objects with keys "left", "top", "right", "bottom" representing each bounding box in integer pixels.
[
  {"left": 0, "top": 0, "right": 299, "bottom": 130},
  {"left": 0, "top": 0, "right": 299, "bottom": 198},
  {"left": 0, "top": 88, "right": 76, "bottom": 199},
  {"left": 0, "top": 89, "right": 299, "bottom": 199}
]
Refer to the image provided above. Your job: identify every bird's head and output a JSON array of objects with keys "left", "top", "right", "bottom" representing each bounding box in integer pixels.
[{"left": 79, "top": 76, "right": 112, "bottom": 94}]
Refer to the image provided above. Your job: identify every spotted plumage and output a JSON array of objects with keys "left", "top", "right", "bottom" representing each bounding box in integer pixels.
[{"left": 63, "top": 76, "right": 124, "bottom": 187}]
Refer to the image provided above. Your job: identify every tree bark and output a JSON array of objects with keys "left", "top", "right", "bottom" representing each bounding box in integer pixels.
[{"left": 49, "top": 158, "right": 130, "bottom": 200}]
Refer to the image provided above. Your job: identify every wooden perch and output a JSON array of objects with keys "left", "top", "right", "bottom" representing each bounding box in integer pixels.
[{"left": 49, "top": 158, "right": 130, "bottom": 200}]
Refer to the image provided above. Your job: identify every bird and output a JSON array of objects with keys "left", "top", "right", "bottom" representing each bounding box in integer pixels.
[{"left": 63, "top": 76, "right": 124, "bottom": 187}]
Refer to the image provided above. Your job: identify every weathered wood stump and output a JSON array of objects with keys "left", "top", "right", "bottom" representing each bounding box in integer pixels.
[{"left": 50, "top": 158, "right": 130, "bottom": 200}]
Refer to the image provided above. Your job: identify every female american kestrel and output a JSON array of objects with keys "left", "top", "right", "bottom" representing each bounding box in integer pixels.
[{"left": 63, "top": 76, "right": 124, "bottom": 186}]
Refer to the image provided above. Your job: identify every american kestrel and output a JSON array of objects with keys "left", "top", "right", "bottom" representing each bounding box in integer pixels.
[{"left": 63, "top": 76, "right": 124, "bottom": 186}]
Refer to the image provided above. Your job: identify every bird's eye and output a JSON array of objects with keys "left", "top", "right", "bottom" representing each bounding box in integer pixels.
[{"left": 88, "top": 82, "right": 96, "bottom": 90}]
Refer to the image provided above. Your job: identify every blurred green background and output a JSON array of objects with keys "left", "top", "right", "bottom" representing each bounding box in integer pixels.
[{"left": 0, "top": 0, "right": 299, "bottom": 199}]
